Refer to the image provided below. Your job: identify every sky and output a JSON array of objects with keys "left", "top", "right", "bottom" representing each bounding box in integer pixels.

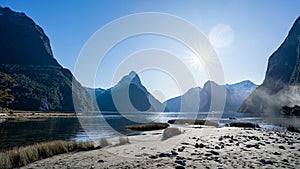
[{"left": 1, "top": 0, "right": 300, "bottom": 101}]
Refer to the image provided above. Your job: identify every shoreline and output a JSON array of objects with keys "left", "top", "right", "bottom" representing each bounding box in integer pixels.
[
  {"left": 0, "top": 111, "right": 77, "bottom": 123},
  {"left": 20, "top": 126, "right": 300, "bottom": 169}
]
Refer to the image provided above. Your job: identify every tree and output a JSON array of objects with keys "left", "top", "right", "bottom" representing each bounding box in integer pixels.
[{"left": 0, "top": 72, "right": 15, "bottom": 110}]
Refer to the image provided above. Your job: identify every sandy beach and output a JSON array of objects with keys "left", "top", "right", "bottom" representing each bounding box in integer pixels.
[{"left": 21, "top": 126, "right": 300, "bottom": 169}]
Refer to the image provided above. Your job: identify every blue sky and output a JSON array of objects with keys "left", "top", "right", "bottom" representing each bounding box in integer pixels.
[{"left": 1, "top": 0, "right": 300, "bottom": 100}]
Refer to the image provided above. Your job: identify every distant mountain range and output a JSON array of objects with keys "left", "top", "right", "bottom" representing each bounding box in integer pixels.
[
  {"left": 239, "top": 16, "right": 300, "bottom": 114},
  {"left": 0, "top": 7, "right": 96, "bottom": 112},
  {"left": 164, "top": 80, "right": 257, "bottom": 112},
  {"left": 90, "top": 74, "right": 257, "bottom": 112}
]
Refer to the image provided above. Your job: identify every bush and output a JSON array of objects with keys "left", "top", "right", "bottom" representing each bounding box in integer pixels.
[
  {"left": 99, "top": 138, "right": 111, "bottom": 147},
  {"left": 162, "top": 127, "right": 182, "bottom": 140},
  {"left": 167, "top": 119, "right": 218, "bottom": 127},
  {"left": 125, "top": 122, "right": 169, "bottom": 131},
  {"left": 118, "top": 137, "right": 130, "bottom": 145},
  {"left": 287, "top": 125, "right": 300, "bottom": 133},
  {"left": 229, "top": 122, "right": 260, "bottom": 128}
]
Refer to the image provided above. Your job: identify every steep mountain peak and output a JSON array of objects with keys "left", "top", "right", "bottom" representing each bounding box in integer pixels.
[
  {"left": 203, "top": 80, "right": 219, "bottom": 89},
  {"left": 129, "top": 70, "right": 138, "bottom": 77},
  {"left": 263, "top": 16, "right": 300, "bottom": 91},
  {"left": 117, "top": 71, "right": 142, "bottom": 88},
  {"left": 239, "top": 16, "right": 300, "bottom": 114},
  {"left": 0, "top": 6, "right": 57, "bottom": 66}
]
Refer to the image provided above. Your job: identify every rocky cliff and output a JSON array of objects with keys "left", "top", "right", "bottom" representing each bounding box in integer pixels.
[
  {"left": 239, "top": 16, "right": 300, "bottom": 114},
  {"left": 0, "top": 7, "right": 96, "bottom": 112}
]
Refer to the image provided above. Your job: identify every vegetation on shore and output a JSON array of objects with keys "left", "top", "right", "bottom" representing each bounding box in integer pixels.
[
  {"left": 167, "top": 119, "right": 219, "bottom": 127},
  {"left": 281, "top": 105, "right": 300, "bottom": 116},
  {"left": 287, "top": 125, "right": 300, "bottom": 133},
  {"left": 0, "top": 140, "right": 95, "bottom": 169},
  {"left": 229, "top": 122, "right": 260, "bottom": 128},
  {"left": 0, "top": 72, "right": 15, "bottom": 112},
  {"left": 125, "top": 122, "right": 169, "bottom": 131}
]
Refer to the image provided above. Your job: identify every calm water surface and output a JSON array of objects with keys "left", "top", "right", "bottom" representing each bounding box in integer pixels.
[{"left": 0, "top": 112, "right": 298, "bottom": 150}]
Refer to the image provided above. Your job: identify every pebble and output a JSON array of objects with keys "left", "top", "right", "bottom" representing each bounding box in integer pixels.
[
  {"left": 171, "top": 151, "right": 178, "bottom": 156},
  {"left": 149, "top": 155, "right": 158, "bottom": 159},
  {"left": 274, "top": 152, "right": 281, "bottom": 155},
  {"left": 210, "top": 150, "right": 219, "bottom": 155},
  {"left": 175, "top": 165, "right": 185, "bottom": 169},
  {"left": 178, "top": 146, "right": 185, "bottom": 152},
  {"left": 175, "top": 160, "right": 186, "bottom": 166},
  {"left": 159, "top": 153, "right": 171, "bottom": 157},
  {"left": 97, "top": 159, "right": 105, "bottom": 163},
  {"left": 195, "top": 143, "right": 205, "bottom": 148}
]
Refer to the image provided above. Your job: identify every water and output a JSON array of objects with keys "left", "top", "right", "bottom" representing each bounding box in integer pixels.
[{"left": 0, "top": 111, "right": 298, "bottom": 150}]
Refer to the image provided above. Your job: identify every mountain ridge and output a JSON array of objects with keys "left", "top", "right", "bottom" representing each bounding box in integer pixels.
[
  {"left": 239, "top": 16, "right": 300, "bottom": 114},
  {"left": 164, "top": 80, "right": 257, "bottom": 112},
  {"left": 0, "top": 7, "right": 96, "bottom": 112}
]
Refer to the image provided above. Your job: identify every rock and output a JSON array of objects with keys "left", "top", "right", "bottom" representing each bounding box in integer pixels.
[
  {"left": 204, "top": 153, "right": 212, "bottom": 156},
  {"left": 158, "top": 153, "right": 171, "bottom": 157},
  {"left": 175, "top": 166, "right": 185, "bottom": 169},
  {"left": 246, "top": 144, "right": 259, "bottom": 149},
  {"left": 175, "top": 160, "right": 186, "bottom": 166},
  {"left": 274, "top": 152, "right": 281, "bottom": 155},
  {"left": 195, "top": 143, "right": 205, "bottom": 148},
  {"left": 282, "top": 159, "right": 289, "bottom": 163},
  {"left": 215, "top": 146, "right": 220, "bottom": 149},
  {"left": 210, "top": 150, "right": 219, "bottom": 155},
  {"left": 97, "top": 159, "right": 105, "bottom": 163},
  {"left": 260, "top": 159, "right": 266, "bottom": 164},
  {"left": 178, "top": 147, "right": 185, "bottom": 152},
  {"left": 171, "top": 151, "right": 178, "bottom": 156},
  {"left": 265, "top": 160, "right": 273, "bottom": 165},
  {"left": 279, "top": 145, "right": 285, "bottom": 150},
  {"left": 149, "top": 155, "right": 158, "bottom": 159},
  {"left": 176, "top": 156, "right": 186, "bottom": 160},
  {"left": 260, "top": 159, "right": 273, "bottom": 165}
]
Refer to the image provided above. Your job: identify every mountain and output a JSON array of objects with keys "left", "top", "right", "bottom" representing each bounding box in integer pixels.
[
  {"left": 225, "top": 80, "right": 258, "bottom": 111},
  {"left": 165, "top": 80, "right": 257, "bottom": 112},
  {"left": 239, "top": 16, "right": 300, "bottom": 114},
  {"left": 0, "top": 7, "right": 96, "bottom": 112},
  {"left": 95, "top": 71, "right": 166, "bottom": 112}
]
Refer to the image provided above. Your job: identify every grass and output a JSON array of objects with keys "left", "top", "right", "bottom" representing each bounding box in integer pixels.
[
  {"left": 229, "top": 122, "right": 260, "bottom": 128},
  {"left": 99, "top": 138, "right": 111, "bottom": 147},
  {"left": 0, "top": 140, "right": 95, "bottom": 169},
  {"left": 118, "top": 137, "right": 130, "bottom": 145},
  {"left": 162, "top": 127, "right": 182, "bottom": 140},
  {"left": 125, "top": 122, "right": 169, "bottom": 131},
  {"left": 167, "top": 119, "right": 219, "bottom": 127},
  {"left": 287, "top": 125, "right": 300, "bottom": 133}
]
